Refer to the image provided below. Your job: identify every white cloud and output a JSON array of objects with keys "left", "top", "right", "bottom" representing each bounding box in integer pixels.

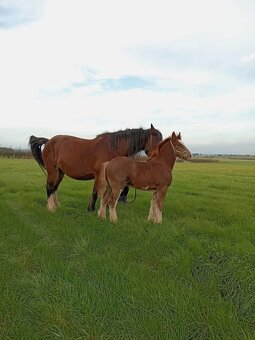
[
  {"left": 0, "top": 0, "right": 44, "bottom": 28},
  {"left": 242, "top": 52, "right": 255, "bottom": 64},
  {"left": 0, "top": 0, "right": 255, "bottom": 153}
]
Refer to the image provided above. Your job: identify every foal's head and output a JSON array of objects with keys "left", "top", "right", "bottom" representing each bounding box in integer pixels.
[
  {"left": 144, "top": 124, "right": 163, "bottom": 155},
  {"left": 170, "top": 132, "right": 192, "bottom": 160}
]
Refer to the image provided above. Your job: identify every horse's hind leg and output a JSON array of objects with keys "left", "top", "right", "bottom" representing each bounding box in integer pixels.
[
  {"left": 52, "top": 169, "right": 64, "bottom": 207},
  {"left": 46, "top": 168, "right": 64, "bottom": 212}
]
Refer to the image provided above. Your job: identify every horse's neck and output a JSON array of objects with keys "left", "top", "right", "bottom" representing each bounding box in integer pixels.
[
  {"left": 157, "top": 140, "right": 176, "bottom": 169},
  {"left": 117, "top": 138, "right": 146, "bottom": 156},
  {"left": 118, "top": 139, "right": 130, "bottom": 156}
]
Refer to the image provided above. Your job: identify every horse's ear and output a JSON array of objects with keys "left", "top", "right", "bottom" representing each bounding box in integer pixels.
[
  {"left": 177, "top": 132, "right": 181, "bottom": 140},
  {"left": 171, "top": 132, "right": 177, "bottom": 141},
  {"left": 150, "top": 123, "right": 156, "bottom": 132}
]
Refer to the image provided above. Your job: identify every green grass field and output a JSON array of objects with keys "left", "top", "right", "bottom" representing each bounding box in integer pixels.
[{"left": 0, "top": 158, "right": 254, "bottom": 339}]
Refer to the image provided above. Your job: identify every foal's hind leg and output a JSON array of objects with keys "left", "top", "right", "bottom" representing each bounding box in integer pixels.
[
  {"left": 98, "top": 186, "right": 111, "bottom": 220},
  {"left": 108, "top": 187, "right": 122, "bottom": 223}
]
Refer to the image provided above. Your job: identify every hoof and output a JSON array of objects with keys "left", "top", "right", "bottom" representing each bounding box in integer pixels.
[{"left": 98, "top": 210, "right": 106, "bottom": 220}]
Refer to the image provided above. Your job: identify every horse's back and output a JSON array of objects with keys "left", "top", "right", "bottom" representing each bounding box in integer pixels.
[
  {"left": 43, "top": 134, "right": 104, "bottom": 156},
  {"left": 47, "top": 134, "right": 91, "bottom": 146},
  {"left": 42, "top": 134, "right": 105, "bottom": 179}
]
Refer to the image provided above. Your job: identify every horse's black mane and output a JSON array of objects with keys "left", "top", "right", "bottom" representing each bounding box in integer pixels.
[{"left": 97, "top": 127, "right": 162, "bottom": 156}]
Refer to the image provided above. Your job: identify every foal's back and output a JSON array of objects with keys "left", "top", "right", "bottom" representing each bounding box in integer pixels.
[{"left": 106, "top": 156, "right": 172, "bottom": 191}]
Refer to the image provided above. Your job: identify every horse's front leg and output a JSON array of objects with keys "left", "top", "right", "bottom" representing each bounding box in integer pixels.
[
  {"left": 118, "top": 186, "right": 129, "bottom": 203},
  {"left": 87, "top": 179, "right": 98, "bottom": 212}
]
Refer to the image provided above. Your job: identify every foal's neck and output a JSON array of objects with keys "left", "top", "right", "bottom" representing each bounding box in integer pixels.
[{"left": 157, "top": 140, "right": 176, "bottom": 169}]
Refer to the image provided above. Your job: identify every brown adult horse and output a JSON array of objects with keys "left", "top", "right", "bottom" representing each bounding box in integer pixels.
[
  {"left": 97, "top": 132, "right": 191, "bottom": 224},
  {"left": 29, "top": 124, "right": 162, "bottom": 212}
]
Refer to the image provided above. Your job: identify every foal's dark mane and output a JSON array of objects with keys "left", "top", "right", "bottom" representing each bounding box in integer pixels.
[{"left": 97, "top": 127, "right": 162, "bottom": 156}]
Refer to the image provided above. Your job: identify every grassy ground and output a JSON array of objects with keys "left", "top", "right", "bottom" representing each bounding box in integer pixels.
[{"left": 0, "top": 158, "right": 254, "bottom": 339}]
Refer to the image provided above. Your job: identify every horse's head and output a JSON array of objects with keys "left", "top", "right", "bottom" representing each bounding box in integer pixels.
[
  {"left": 170, "top": 132, "right": 191, "bottom": 160},
  {"left": 144, "top": 124, "right": 163, "bottom": 155}
]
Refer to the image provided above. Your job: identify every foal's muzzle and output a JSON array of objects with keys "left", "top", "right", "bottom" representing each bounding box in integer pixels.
[{"left": 183, "top": 150, "right": 192, "bottom": 160}]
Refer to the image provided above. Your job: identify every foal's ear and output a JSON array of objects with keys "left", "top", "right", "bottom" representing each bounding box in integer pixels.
[{"left": 171, "top": 131, "right": 177, "bottom": 141}]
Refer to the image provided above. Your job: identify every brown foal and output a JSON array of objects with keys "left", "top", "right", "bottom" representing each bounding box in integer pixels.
[{"left": 98, "top": 132, "right": 191, "bottom": 224}]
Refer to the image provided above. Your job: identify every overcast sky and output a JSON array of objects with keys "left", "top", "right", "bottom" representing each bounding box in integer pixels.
[{"left": 0, "top": 0, "right": 254, "bottom": 154}]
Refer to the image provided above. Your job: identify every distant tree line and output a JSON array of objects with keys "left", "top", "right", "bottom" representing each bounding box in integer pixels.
[
  {"left": 0, "top": 147, "right": 253, "bottom": 160},
  {"left": 0, "top": 147, "right": 32, "bottom": 158}
]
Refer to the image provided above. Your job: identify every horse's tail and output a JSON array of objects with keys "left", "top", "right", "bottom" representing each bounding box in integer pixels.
[
  {"left": 28, "top": 135, "right": 49, "bottom": 169},
  {"left": 98, "top": 162, "right": 110, "bottom": 199}
]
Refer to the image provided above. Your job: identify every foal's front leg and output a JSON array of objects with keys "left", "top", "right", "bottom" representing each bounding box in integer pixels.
[
  {"left": 148, "top": 191, "right": 157, "bottom": 222},
  {"left": 153, "top": 186, "right": 168, "bottom": 224},
  {"left": 148, "top": 187, "right": 168, "bottom": 223}
]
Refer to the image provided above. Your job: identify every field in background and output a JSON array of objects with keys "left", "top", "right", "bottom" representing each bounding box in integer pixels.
[{"left": 0, "top": 158, "right": 254, "bottom": 339}]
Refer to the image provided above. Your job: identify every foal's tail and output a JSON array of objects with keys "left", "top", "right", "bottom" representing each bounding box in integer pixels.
[
  {"left": 28, "top": 135, "right": 49, "bottom": 169},
  {"left": 98, "top": 162, "right": 110, "bottom": 199}
]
